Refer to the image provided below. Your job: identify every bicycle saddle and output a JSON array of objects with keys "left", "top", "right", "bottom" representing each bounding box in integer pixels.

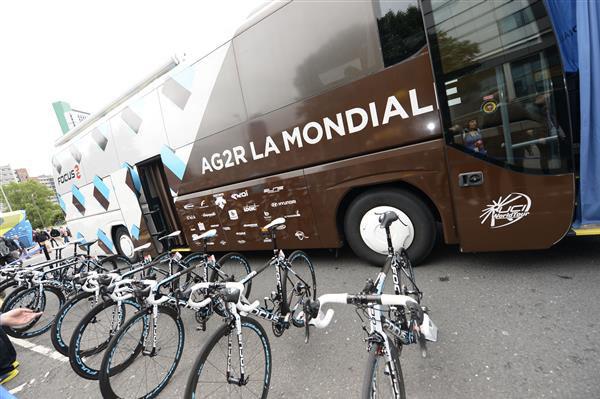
[
  {"left": 192, "top": 229, "right": 217, "bottom": 241},
  {"left": 78, "top": 240, "right": 98, "bottom": 249},
  {"left": 261, "top": 217, "right": 286, "bottom": 232},
  {"left": 133, "top": 242, "right": 152, "bottom": 253},
  {"left": 158, "top": 231, "right": 181, "bottom": 241},
  {"left": 378, "top": 211, "right": 399, "bottom": 229}
]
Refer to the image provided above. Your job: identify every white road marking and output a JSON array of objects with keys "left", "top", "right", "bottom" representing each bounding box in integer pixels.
[
  {"left": 9, "top": 383, "right": 26, "bottom": 394},
  {"left": 9, "top": 337, "right": 68, "bottom": 362}
]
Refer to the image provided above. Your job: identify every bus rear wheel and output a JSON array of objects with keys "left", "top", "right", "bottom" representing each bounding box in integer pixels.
[{"left": 344, "top": 188, "right": 436, "bottom": 266}]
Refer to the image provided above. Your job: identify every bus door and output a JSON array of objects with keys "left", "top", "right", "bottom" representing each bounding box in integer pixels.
[
  {"left": 422, "top": 0, "right": 575, "bottom": 252},
  {"left": 137, "top": 157, "right": 184, "bottom": 251}
]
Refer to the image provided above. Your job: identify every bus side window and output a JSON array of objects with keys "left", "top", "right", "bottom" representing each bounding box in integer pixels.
[{"left": 374, "top": 0, "right": 427, "bottom": 67}]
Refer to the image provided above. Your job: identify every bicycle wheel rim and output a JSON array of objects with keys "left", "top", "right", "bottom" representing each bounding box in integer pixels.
[
  {"left": 52, "top": 291, "right": 96, "bottom": 356},
  {"left": 185, "top": 317, "right": 271, "bottom": 399},
  {"left": 100, "top": 305, "right": 184, "bottom": 399},
  {"left": 5, "top": 286, "right": 64, "bottom": 338},
  {"left": 285, "top": 250, "right": 316, "bottom": 327},
  {"left": 211, "top": 253, "right": 252, "bottom": 298},
  {"left": 69, "top": 299, "right": 142, "bottom": 380}
]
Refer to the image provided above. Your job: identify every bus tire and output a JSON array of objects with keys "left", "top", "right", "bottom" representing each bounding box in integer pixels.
[
  {"left": 344, "top": 188, "right": 436, "bottom": 266},
  {"left": 113, "top": 226, "right": 135, "bottom": 262}
]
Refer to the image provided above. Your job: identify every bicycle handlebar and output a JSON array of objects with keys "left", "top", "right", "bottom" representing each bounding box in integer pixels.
[{"left": 186, "top": 281, "right": 260, "bottom": 314}]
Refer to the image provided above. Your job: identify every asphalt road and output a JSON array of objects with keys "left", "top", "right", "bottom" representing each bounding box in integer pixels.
[{"left": 3, "top": 235, "right": 600, "bottom": 398}]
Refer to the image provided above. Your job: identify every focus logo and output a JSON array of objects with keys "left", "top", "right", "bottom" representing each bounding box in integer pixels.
[
  {"left": 57, "top": 165, "right": 81, "bottom": 185},
  {"left": 480, "top": 192, "right": 532, "bottom": 228}
]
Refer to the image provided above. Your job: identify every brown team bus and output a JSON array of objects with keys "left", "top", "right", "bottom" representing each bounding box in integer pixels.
[{"left": 53, "top": 0, "right": 586, "bottom": 265}]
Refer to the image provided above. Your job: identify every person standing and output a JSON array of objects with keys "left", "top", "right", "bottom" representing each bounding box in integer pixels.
[
  {"left": 60, "top": 227, "right": 70, "bottom": 243},
  {"left": 0, "top": 308, "right": 42, "bottom": 384},
  {"left": 10, "top": 236, "right": 24, "bottom": 258},
  {"left": 49, "top": 227, "right": 61, "bottom": 247},
  {"left": 34, "top": 229, "right": 50, "bottom": 261}
]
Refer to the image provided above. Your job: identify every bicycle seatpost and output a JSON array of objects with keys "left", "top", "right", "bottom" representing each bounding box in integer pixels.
[{"left": 385, "top": 225, "right": 394, "bottom": 256}]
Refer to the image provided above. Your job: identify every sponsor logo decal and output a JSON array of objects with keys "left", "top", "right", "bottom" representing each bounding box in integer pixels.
[
  {"left": 197, "top": 90, "right": 434, "bottom": 175},
  {"left": 264, "top": 186, "right": 284, "bottom": 194},
  {"left": 480, "top": 192, "right": 532, "bottom": 228},
  {"left": 214, "top": 194, "right": 227, "bottom": 209},
  {"left": 271, "top": 199, "right": 297, "bottom": 208},
  {"left": 237, "top": 240, "right": 247, "bottom": 244},
  {"left": 210, "top": 224, "right": 219, "bottom": 228},
  {"left": 285, "top": 210, "right": 301, "bottom": 218},
  {"left": 186, "top": 215, "right": 196, "bottom": 220},
  {"left": 236, "top": 232, "right": 246, "bottom": 236},
  {"left": 223, "top": 226, "right": 231, "bottom": 231},
  {"left": 231, "top": 190, "right": 248, "bottom": 200},
  {"left": 184, "top": 203, "right": 194, "bottom": 210},
  {"left": 243, "top": 203, "right": 259, "bottom": 212},
  {"left": 228, "top": 210, "right": 239, "bottom": 220},
  {"left": 197, "top": 222, "right": 205, "bottom": 231},
  {"left": 243, "top": 223, "right": 258, "bottom": 228},
  {"left": 220, "top": 240, "right": 227, "bottom": 245},
  {"left": 295, "top": 231, "right": 308, "bottom": 240},
  {"left": 264, "top": 211, "right": 272, "bottom": 220},
  {"left": 57, "top": 164, "right": 82, "bottom": 185},
  {"left": 202, "top": 212, "right": 216, "bottom": 218}
]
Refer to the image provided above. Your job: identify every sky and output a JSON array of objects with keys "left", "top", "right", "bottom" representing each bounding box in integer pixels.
[{"left": 0, "top": 0, "right": 264, "bottom": 177}]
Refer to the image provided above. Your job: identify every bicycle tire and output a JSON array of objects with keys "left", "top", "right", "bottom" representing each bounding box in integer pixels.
[
  {"left": 283, "top": 250, "right": 316, "bottom": 327},
  {"left": 51, "top": 290, "right": 96, "bottom": 356},
  {"left": 99, "top": 305, "right": 184, "bottom": 399},
  {"left": 209, "top": 252, "right": 253, "bottom": 298},
  {"left": 184, "top": 316, "right": 271, "bottom": 399},
  {"left": 68, "top": 298, "right": 143, "bottom": 380},
  {"left": 3, "top": 285, "right": 65, "bottom": 338},
  {"left": 362, "top": 340, "right": 406, "bottom": 399}
]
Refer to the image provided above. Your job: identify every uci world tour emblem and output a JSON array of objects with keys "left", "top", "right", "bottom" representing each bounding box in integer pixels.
[{"left": 480, "top": 192, "right": 532, "bottom": 228}]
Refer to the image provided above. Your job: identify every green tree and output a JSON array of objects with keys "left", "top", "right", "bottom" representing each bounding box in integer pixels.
[{"left": 0, "top": 180, "right": 64, "bottom": 229}]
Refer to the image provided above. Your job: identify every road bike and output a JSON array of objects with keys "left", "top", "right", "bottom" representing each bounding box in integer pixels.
[
  {"left": 302, "top": 211, "right": 438, "bottom": 399},
  {"left": 183, "top": 217, "right": 317, "bottom": 398}
]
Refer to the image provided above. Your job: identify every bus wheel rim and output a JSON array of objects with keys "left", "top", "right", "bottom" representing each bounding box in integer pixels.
[
  {"left": 119, "top": 235, "right": 135, "bottom": 258},
  {"left": 359, "top": 206, "right": 415, "bottom": 254}
]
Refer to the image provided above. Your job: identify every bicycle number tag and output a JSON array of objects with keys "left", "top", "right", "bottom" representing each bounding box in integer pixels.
[{"left": 173, "top": 252, "right": 183, "bottom": 261}]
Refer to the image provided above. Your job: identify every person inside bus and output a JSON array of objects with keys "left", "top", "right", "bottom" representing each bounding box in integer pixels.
[
  {"left": 462, "top": 119, "right": 487, "bottom": 155},
  {"left": 0, "top": 308, "right": 43, "bottom": 384}
]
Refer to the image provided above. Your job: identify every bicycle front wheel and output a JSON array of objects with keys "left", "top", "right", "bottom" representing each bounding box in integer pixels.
[
  {"left": 184, "top": 316, "right": 271, "bottom": 399},
  {"left": 69, "top": 298, "right": 142, "bottom": 380},
  {"left": 51, "top": 291, "right": 97, "bottom": 356},
  {"left": 3, "top": 285, "right": 65, "bottom": 338},
  {"left": 99, "top": 305, "right": 184, "bottom": 399},
  {"left": 362, "top": 340, "right": 406, "bottom": 399},
  {"left": 283, "top": 250, "right": 316, "bottom": 327}
]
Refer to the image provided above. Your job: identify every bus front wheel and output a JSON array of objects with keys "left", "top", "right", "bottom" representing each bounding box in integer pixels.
[{"left": 344, "top": 189, "right": 436, "bottom": 266}]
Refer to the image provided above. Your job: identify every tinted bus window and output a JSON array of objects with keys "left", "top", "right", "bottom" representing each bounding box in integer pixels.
[
  {"left": 234, "top": 1, "right": 383, "bottom": 118},
  {"left": 375, "top": 0, "right": 427, "bottom": 67},
  {"left": 424, "top": 0, "right": 572, "bottom": 174}
]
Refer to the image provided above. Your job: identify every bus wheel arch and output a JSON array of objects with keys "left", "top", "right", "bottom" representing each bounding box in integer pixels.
[
  {"left": 111, "top": 225, "right": 136, "bottom": 261},
  {"left": 340, "top": 184, "right": 439, "bottom": 266}
]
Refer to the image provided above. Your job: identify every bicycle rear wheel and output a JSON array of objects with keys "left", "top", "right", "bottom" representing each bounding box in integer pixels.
[
  {"left": 210, "top": 252, "right": 252, "bottom": 298},
  {"left": 362, "top": 340, "right": 406, "bottom": 399},
  {"left": 99, "top": 305, "right": 184, "bottom": 399},
  {"left": 184, "top": 316, "right": 271, "bottom": 399},
  {"left": 2, "top": 285, "right": 65, "bottom": 338},
  {"left": 51, "top": 291, "right": 97, "bottom": 356},
  {"left": 283, "top": 250, "right": 316, "bottom": 327},
  {"left": 69, "top": 298, "right": 142, "bottom": 380}
]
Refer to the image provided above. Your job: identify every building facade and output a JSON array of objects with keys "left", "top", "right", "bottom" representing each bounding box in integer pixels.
[{"left": 15, "top": 168, "right": 29, "bottom": 182}]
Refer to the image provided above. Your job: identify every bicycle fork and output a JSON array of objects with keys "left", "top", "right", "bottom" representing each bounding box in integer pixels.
[
  {"left": 226, "top": 304, "right": 248, "bottom": 386},
  {"left": 143, "top": 305, "right": 159, "bottom": 357}
]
